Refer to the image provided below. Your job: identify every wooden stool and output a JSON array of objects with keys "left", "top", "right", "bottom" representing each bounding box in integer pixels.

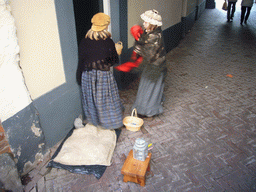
[{"left": 121, "top": 150, "right": 152, "bottom": 186}]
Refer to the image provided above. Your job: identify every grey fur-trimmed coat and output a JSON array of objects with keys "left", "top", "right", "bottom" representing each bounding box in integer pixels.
[
  {"left": 131, "top": 27, "right": 167, "bottom": 117},
  {"left": 133, "top": 27, "right": 166, "bottom": 80},
  {"left": 134, "top": 27, "right": 166, "bottom": 66}
]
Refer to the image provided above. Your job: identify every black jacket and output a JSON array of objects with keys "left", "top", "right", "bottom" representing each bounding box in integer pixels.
[{"left": 76, "top": 37, "right": 119, "bottom": 85}]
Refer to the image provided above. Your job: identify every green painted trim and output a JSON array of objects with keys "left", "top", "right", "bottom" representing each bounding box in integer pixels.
[{"left": 33, "top": 83, "right": 82, "bottom": 148}]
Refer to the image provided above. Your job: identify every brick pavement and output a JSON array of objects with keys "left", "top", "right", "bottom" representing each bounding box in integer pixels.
[{"left": 25, "top": 4, "right": 256, "bottom": 192}]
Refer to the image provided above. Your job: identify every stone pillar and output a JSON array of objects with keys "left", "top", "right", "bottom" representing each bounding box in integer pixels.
[{"left": 206, "top": 0, "right": 216, "bottom": 9}]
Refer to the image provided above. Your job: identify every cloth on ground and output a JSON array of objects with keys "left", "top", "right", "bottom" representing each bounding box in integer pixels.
[{"left": 47, "top": 124, "right": 122, "bottom": 179}]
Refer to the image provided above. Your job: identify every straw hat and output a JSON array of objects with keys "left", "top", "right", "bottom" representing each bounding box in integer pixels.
[
  {"left": 140, "top": 9, "right": 162, "bottom": 26},
  {"left": 91, "top": 12, "right": 110, "bottom": 32}
]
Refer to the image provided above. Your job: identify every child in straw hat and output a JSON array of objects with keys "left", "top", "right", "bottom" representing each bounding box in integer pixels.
[{"left": 76, "top": 12, "right": 123, "bottom": 129}]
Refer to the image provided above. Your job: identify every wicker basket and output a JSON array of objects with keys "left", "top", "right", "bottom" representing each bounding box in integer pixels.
[
  {"left": 123, "top": 108, "right": 144, "bottom": 132},
  {"left": 115, "top": 41, "right": 123, "bottom": 55}
]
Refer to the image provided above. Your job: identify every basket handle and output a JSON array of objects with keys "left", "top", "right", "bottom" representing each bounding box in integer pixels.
[
  {"left": 116, "top": 41, "right": 123, "bottom": 46},
  {"left": 131, "top": 108, "right": 138, "bottom": 117}
]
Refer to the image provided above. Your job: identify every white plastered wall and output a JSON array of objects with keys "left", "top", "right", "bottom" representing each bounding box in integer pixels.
[
  {"left": 182, "top": 0, "right": 188, "bottom": 17},
  {"left": 127, "top": 0, "right": 183, "bottom": 48},
  {"left": 9, "top": 0, "right": 66, "bottom": 99},
  {"left": 0, "top": 0, "right": 32, "bottom": 122}
]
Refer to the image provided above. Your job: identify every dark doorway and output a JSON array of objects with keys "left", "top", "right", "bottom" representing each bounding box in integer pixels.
[{"left": 72, "top": 0, "right": 103, "bottom": 46}]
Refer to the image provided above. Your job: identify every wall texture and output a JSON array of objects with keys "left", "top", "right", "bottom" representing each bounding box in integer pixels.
[
  {"left": 187, "top": 0, "right": 197, "bottom": 15},
  {"left": 0, "top": 0, "right": 45, "bottom": 174},
  {"left": 0, "top": 0, "right": 31, "bottom": 122},
  {"left": 10, "top": 0, "right": 66, "bottom": 99}
]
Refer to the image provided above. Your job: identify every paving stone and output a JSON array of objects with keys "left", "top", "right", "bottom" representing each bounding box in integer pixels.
[
  {"left": 44, "top": 168, "right": 59, "bottom": 181},
  {"left": 37, "top": 177, "right": 45, "bottom": 192},
  {"left": 44, "top": 180, "right": 54, "bottom": 192},
  {"left": 30, "top": 187, "right": 36, "bottom": 192},
  {"left": 24, "top": 174, "right": 41, "bottom": 192}
]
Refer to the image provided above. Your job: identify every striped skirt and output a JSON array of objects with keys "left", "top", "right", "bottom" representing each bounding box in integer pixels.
[{"left": 81, "top": 70, "right": 123, "bottom": 129}]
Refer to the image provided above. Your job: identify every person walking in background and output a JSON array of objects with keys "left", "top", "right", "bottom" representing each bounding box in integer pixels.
[
  {"left": 240, "top": 0, "right": 254, "bottom": 24},
  {"left": 227, "top": 0, "right": 238, "bottom": 22},
  {"left": 76, "top": 12, "right": 124, "bottom": 129}
]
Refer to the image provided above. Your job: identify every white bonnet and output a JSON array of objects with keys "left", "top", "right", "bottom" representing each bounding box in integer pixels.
[{"left": 140, "top": 9, "right": 162, "bottom": 26}]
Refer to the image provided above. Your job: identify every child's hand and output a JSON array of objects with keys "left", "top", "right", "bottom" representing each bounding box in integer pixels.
[{"left": 131, "top": 25, "right": 143, "bottom": 41}]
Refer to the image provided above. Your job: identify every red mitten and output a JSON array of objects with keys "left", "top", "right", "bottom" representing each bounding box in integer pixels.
[
  {"left": 134, "top": 56, "right": 143, "bottom": 67},
  {"left": 114, "top": 51, "right": 143, "bottom": 72},
  {"left": 131, "top": 51, "right": 143, "bottom": 67},
  {"left": 130, "top": 25, "right": 143, "bottom": 41},
  {"left": 114, "top": 62, "right": 136, "bottom": 72},
  {"left": 131, "top": 51, "right": 138, "bottom": 61}
]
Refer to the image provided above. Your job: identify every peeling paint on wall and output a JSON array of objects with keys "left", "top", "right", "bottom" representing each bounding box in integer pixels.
[
  {"left": 23, "top": 161, "right": 33, "bottom": 175},
  {"left": 2, "top": 103, "right": 46, "bottom": 175},
  {"left": 23, "top": 152, "right": 44, "bottom": 174},
  {"left": 38, "top": 143, "right": 45, "bottom": 149},
  {"left": 16, "top": 145, "right": 21, "bottom": 157},
  {"left": 35, "top": 152, "right": 44, "bottom": 163},
  {"left": 31, "top": 123, "right": 42, "bottom": 137}
]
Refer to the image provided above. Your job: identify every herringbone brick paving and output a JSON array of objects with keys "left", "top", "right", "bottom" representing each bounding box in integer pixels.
[{"left": 26, "top": 3, "right": 256, "bottom": 192}]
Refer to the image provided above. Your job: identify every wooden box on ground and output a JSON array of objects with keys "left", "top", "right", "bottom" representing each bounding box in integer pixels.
[{"left": 121, "top": 150, "right": 152, "bottom": 186}]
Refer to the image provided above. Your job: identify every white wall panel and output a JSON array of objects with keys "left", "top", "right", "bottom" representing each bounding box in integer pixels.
[
  {"left": 9, "top": 0, "right": 66, "bottom": 99},
  {"left": 0, "top": 0, "right": 32, "bottom": 122}
]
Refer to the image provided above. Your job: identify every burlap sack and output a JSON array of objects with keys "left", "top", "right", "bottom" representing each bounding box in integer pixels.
[{"left": 53, "top": 124, "right": 116, "bottom": 166}]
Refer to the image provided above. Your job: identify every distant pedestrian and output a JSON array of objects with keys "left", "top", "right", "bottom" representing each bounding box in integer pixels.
[
  {"left": 227, "top": 0, "right": 238, "bottom": 22},
  {"left": 240, "top": 0, "right": 254, "bottom": 24}
]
